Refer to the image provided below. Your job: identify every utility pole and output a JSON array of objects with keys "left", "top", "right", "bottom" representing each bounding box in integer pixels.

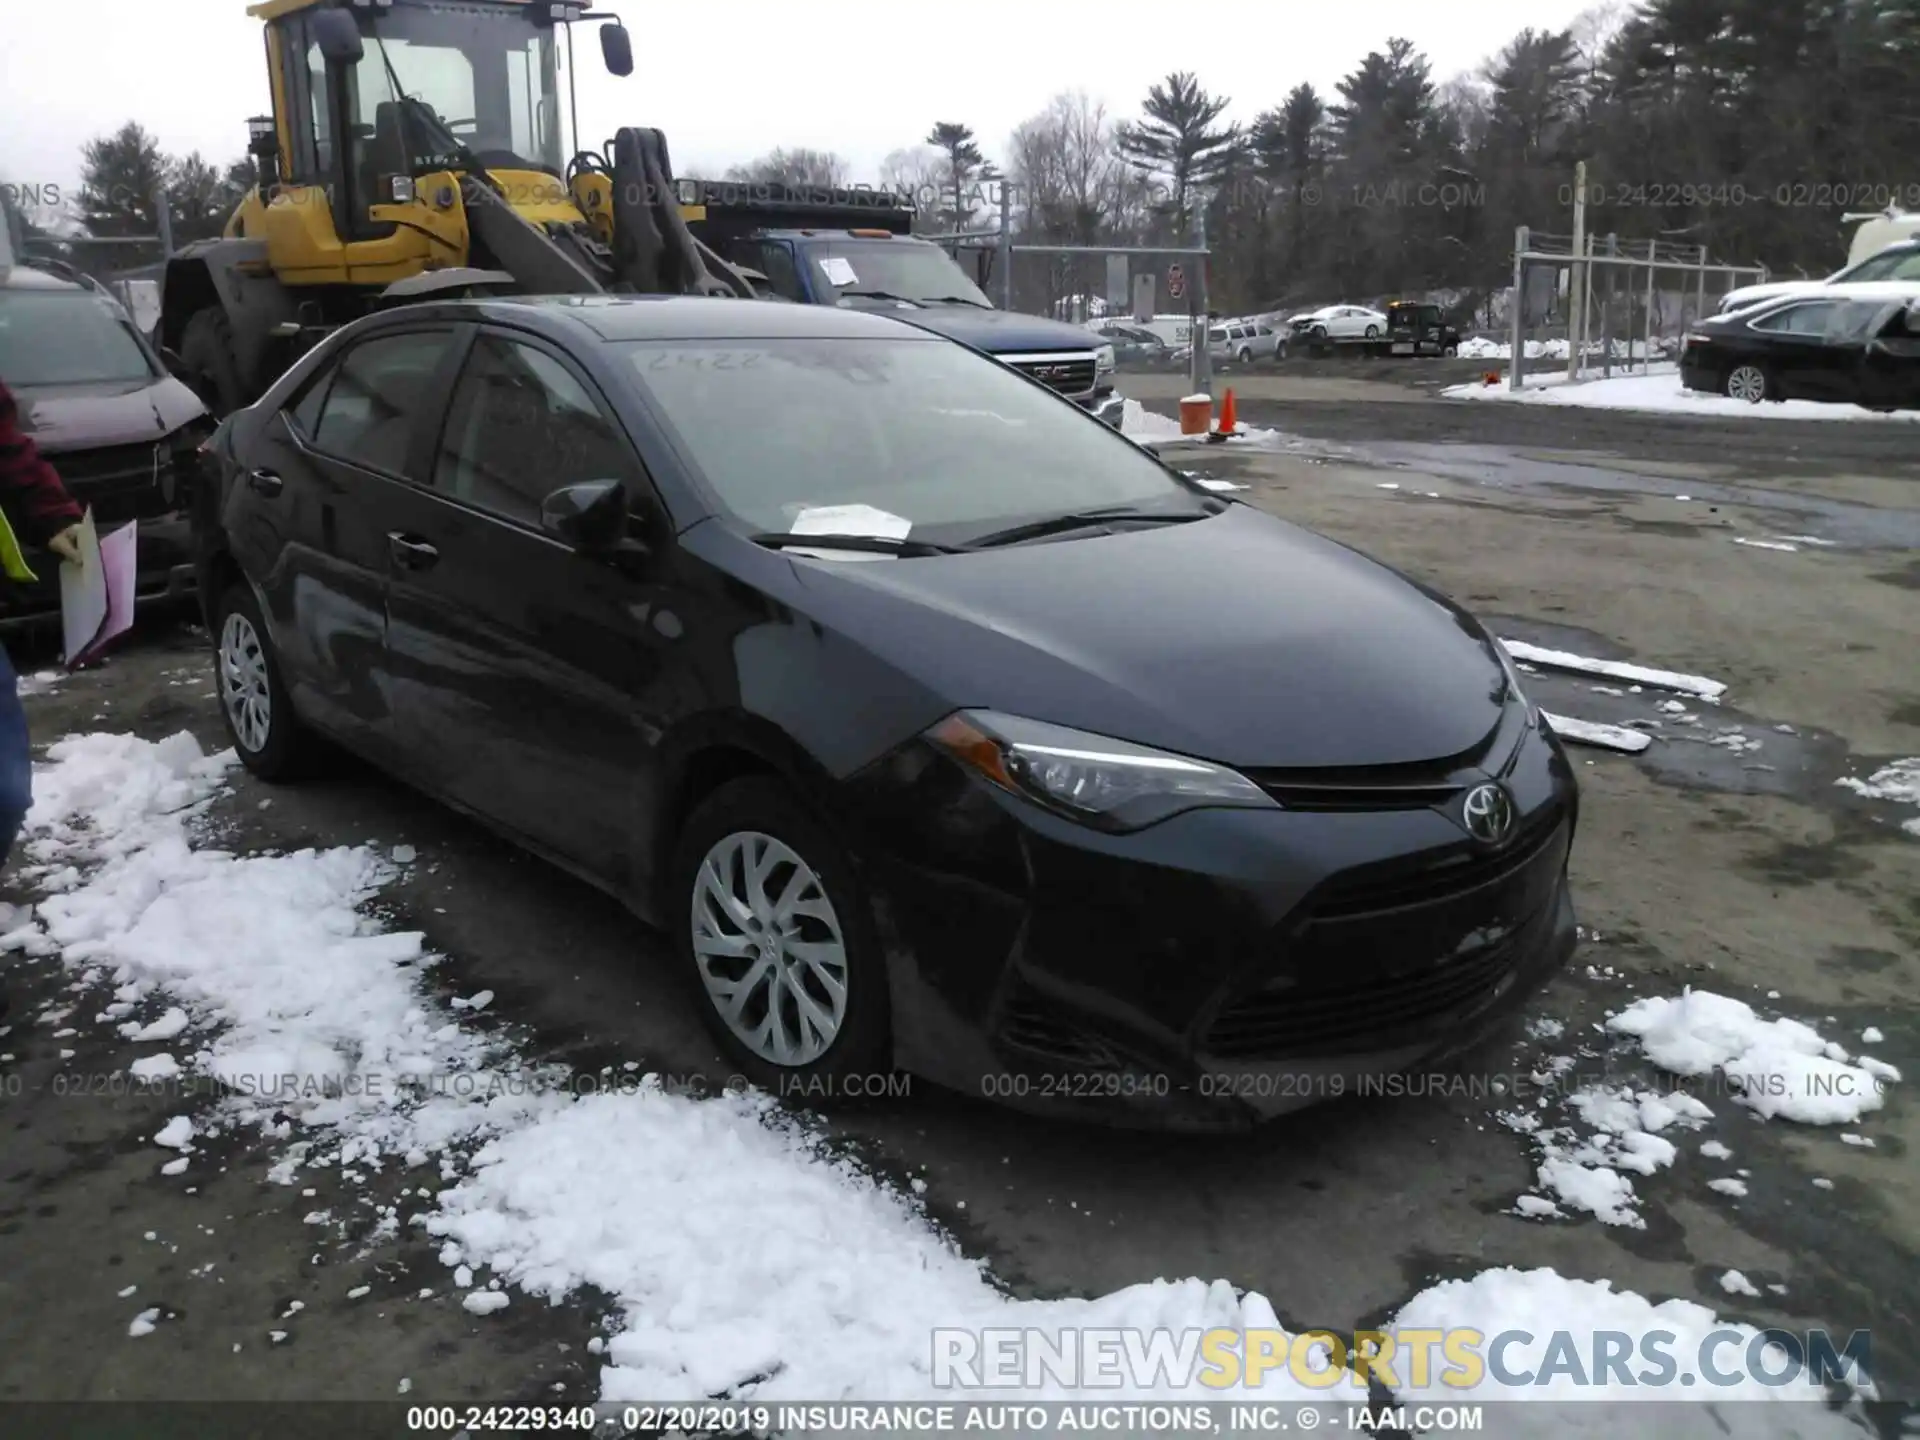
[
  {"left": 1567, "top": 160, "right": 1587, "bottom": 382},
  {"left": 997, "top": 180, "right": 1012, "bottom": 310},
  {"left": 1509, "top": 225, "right": 1527, "bottom": 391},
  {"left": 1189, "top": 206, "right": 1212, "bottom": 397}
]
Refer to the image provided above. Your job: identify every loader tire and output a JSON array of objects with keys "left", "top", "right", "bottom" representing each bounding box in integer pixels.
[{"left": 180, "top": 308, "right": 247, "bottom": 418}]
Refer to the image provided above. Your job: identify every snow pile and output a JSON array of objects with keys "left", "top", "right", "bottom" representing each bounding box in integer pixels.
[
  {"left": 1119, "top": 397, "right": 1185, "bottom": 440},
  {"left": 1455, "top": 336, "right": 1668, "bottom": 362},
  {"left": 10, "top": 731, "right": 557, "bottom": 1161},
  {"left": 1500, "top": 639, "right": 1726, "bottom": 702},
  {"left": 1443, "top": 369, "right": 1920, "bottom": 422},
  {"left": 1504, "top": 1084, "right": 1713, "bottom": 1227},
  {"left": 1834, "top": 758, "right": 1920, "bottom": 837},
  {"left": 429, "top": 1089, "right": 1327, "bottom": 1403},
  {"left": 1392, "top": 1268, "right": 1873, "bottom": 1432},
  {"left": 1608, "top": 990, "right": 1900, "bottom": 1125}
]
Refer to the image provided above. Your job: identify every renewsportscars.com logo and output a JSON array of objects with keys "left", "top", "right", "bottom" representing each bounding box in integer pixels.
[{"left": 931, "top": 1326, "right": 1873, "bottom": 1394}]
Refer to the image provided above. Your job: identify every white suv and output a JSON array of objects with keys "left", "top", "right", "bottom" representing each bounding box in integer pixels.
[{"left": 1207, "top": 320, "right": 1283, "bottom": 363}]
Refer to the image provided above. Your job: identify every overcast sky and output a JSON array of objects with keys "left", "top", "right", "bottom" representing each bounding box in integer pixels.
[{"left": 4, "top": 0, "right": 1605, "bottom": 217}]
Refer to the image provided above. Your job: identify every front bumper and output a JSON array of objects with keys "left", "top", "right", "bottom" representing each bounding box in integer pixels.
[
  {"left": 844, "top": 714, "right": 1579, "bottom": 1131},
  {"left": 0, "top": 511, "right": 197, "bottom": 630}
]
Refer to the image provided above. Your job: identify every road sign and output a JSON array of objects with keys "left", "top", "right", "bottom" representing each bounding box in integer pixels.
[{"left": 1167, "top": 263, "right": 1185, "bottom": 299}]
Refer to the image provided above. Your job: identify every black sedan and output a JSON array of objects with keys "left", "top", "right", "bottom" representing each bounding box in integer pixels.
[
  {"left": 196, "top": 295, "right": 1579, "bottom": 1130},
  {"left": 1680, "top": 287, "right": 1920, "bottom": 409},
  {"left": 0, "top": 259, "right": 209, "bottom": 627}
]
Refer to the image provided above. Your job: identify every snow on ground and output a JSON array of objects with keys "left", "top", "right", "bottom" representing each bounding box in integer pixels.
[
  {"left": 1118, "top": 397, "right": 1287, "bottom": 460},
  {"left": 1834, "top": 758, "right": 1920, "bottom": 837},
  {"left": 6, "top": 731, "right": 1882, "bottom": 1417},
  {"left": 1608, "top": 990, "right": 1900, "bottom": 1125},
  {"left": 1392, "top": 1268, "right": 1874, "bottom": 1434},
  {"left": 1501, "top": 640, "right": 1727, "bottom": 702},
  {"left": 1540, "top": 712, "right": 1653, "bottom": 754},
  {"left": 1456, "top": 336, "right": 1665, "bottom": 362},
  {"left": 1443, "top": 367, "right": 1920, "bottom": 422},
  {"left": 1502, "top": 1081, "right": 1713, "bottom": 1227}
]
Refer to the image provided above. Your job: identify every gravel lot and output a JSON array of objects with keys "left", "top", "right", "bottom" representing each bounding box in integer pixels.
[{"left": 1, "top": 372, "right": 1913, "bottom": 1416}]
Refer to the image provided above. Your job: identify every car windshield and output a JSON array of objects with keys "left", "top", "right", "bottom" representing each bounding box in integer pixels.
[
  {"left": 0, "top": 290, "right": 155, "bottom": 385},
  {"left": 624, "top": 337, "right": 1199, "bottom": 541},
  {"left": 1839, "top": 250, "right": 1920, "bottom": 283},
  {"left": 801, "top": 242, "right": 992, "bottom": 309}
]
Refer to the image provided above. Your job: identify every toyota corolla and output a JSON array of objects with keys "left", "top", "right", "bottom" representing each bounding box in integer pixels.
[{"left": 195, "top": 294, "right": 1579, "bottom": 1130}]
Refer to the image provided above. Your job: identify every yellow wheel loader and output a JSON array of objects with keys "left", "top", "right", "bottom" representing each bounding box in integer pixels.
[{"left": 158, "top": 0, "right": 757, "bottom": 415}]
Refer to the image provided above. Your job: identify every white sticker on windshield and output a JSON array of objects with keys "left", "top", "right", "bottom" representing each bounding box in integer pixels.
[
  {"left": 819, "top": 256, "right": 858, "bottom": 286},
  {"left": 790, "top": 504, "right": 912, "bottom": 540}
]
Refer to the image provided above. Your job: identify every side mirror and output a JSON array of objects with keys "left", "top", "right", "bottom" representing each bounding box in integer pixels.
[
  {"left": 541, "top": 478, "right": 630, "bottom": 553},
  {"left": 600, "top": 23, "right": 634, "bottom": 77},
  {"left": 311, "top": 7, "right": 364, "bottom": 65}
]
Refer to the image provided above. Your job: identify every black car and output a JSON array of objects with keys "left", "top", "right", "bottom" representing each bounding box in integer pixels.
[
  {"left": 0, "top": 259, "right": 209, "bottom": 626},
  {"left": 1384, "top": 301, "right": 1461, "bottom": 357},
  {"left": 196, "top": 295, "right": 1579, "bottom": 1130},
  {"left": 1680, "top": 287, "right": 1920, "bottom": 409}
]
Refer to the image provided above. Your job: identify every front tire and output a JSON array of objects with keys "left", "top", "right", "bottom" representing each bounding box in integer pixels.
[
  {"left": 179, "top": 308, "right": 247, "bottom": 418},
  {"left": 671, "top": 777, "right": 891, "bottom": 1092},
  {"left": 213, "top": 583, "right": 316, "bottom": 779},
  {"left": 1725, "top": 363, "right": 1771, "bottom": 403}
]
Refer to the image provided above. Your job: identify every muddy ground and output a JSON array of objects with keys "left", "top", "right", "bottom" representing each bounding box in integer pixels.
[{"left": 0, "top": 374, "right": 1914, "bottom": 1412}]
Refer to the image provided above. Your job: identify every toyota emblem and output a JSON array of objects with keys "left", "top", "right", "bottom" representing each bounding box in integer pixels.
[{"left": 1461, "top": 783, "right": 1515, "bottom": 845}]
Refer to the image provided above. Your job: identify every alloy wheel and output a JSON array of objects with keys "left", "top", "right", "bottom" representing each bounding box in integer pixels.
[
  {"left": 219, "top": 612, "right": 273, "bottom": 754},
  {"left": 1727, "top": 364, "right": 1768, "bottom": 403},
  {"left": 690, "top": 829, "right": 850, "bottom": 1067}
]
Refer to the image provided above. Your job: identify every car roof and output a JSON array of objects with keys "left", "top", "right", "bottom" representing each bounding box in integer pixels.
[
  {"left": 1766, "top": 280, "right": 1920, "bottom": 300},
  {"left": 370, "top": 293, "right": 949, "bottom": 344}
]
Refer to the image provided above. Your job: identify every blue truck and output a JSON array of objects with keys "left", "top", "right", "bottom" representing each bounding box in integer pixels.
[{"left": 685, "top": 181, "right": 1125, "bottom": 428}]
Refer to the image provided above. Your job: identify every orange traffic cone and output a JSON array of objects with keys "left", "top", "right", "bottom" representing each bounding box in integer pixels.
[
  {"left": 1209, "top": 387, "right": 1238, "bottom": 441},
  {"left": 1483, "top": 370, "right": 1500, "bottom": 386}
]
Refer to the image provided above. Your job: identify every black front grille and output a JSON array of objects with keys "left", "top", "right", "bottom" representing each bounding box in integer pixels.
[
  {"left": 1203, "top": 809, "right": 1570, "bottom": 1059},
  {"left": 1310, "top": 804, "right": 1564, "bottom": 920},
  {"left": 1008, "top": 355, "right": 1098, "bottom": 396},
  {"left": 42, "top": 441, "right": 176, "bottom": 524}
]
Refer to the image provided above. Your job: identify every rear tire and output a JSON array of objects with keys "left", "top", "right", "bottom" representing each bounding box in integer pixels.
[
  {"left": 213, "top": 583, "right": 317, "bottom": 780},
  {"left": 671, "top": 777, "right": 891, "bottom": 1095},
  {"left": 1236, "top": 346, "right": 1252, "bottom": 363},
  {"left": 1725, "top": 363, "right": 1771, "bottom": 403},
  {"left": 179, "top": 308, "right": 247, "bottom": 418},
  {"left": 1364, "top": 324, "right": 1380, "bottom": 338}
]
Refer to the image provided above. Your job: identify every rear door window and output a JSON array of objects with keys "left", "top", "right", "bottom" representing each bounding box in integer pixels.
[{"left": 309, "top": 329, "right": 458, "bottom": 477}]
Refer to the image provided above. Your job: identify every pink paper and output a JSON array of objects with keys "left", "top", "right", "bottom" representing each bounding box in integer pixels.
[{"left": 79, "top": 521, "right": 137, "bottom": 664}]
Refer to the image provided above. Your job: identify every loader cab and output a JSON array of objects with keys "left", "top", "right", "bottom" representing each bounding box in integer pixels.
[{"left": 258, "top": 0, "right": 580, "bottom": 249}]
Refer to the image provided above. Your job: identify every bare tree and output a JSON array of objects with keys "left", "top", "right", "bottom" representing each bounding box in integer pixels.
[
  {"left": 879, "top": 145, "right": 947, "bottom": 229},
  {"left": 722, "top": 147, "right": 849, "bottom": 189}
]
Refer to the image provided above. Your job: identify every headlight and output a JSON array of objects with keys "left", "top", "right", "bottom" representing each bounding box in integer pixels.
[
  {"left": 1493, "top": 640, "right": 1536, "bottom": 720},
  {"left": 925, "top": 710, "right": 1277, "bottom": 831},
  {"left": 1094, "top": 344, "right": 1116, "bottom": 372}
]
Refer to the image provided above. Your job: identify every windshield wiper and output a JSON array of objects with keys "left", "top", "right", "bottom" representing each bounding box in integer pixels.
[
  {"left": 920, "top": 294, "right": 992, "bottom": 308},
  {"left": 751, "top": 531, "right": 964, "bottom": 557},
  {"left": 836, "top": 289, "right": 922, "bottom": 307},
  {"left": 964, "top": 505, "right": 1213, "bottom": 550}
]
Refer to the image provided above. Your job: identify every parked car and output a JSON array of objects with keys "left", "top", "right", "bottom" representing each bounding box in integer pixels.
[
  {"left": 1206, "top": 319, "right": 1283, "bottom": 364},
  {"left": 714, "top": 225, "right": 1123, "bottom": 426},
  {"left": 1680, "top": 284, "right": 1920, "bottom": 409},
  {"left": 0, "top": 257, "right": 209, "bottom": 628},
  {"left": 1089, "top": 320, "right": 1173, "bottom": 363},
  {"left": 1383, "top": 302, "right": 1462, "bottom": 357},
  {"left": 1716, "top": 239, "right": 1920, "bottom": 315},
  {"left": 197, "top": 295, "right": 1579, "bottom": 1130},
  {"left": 1288, "top": 305, "right": 1389, "bottom": 342}
]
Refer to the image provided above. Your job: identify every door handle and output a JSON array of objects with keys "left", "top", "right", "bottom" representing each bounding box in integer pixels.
[
  {"left": 387, "top": 531, "right": 439, "bottom": 570},
  {"left": 246, "top": 467, "right": 283, "bottom": 497}
]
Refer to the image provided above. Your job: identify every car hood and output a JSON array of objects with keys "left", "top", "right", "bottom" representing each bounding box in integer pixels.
[
  {"left": 777, "top": 504, "right": 1509, "bottom": 770},
  {"left": 15, "top": 376, "right": 207, "bottom": 452},
  {"left": 887, "top": 306, "right": 1103, "bottom": 355},
  {"left": 1717, "top": 280, "right": 1826, "bottom": 313}
]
